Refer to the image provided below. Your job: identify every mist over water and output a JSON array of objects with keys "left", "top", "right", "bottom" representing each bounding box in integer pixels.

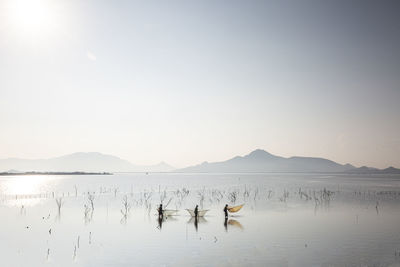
[{"left": 1, "top": 173, "right": 400, "bottom": 266}]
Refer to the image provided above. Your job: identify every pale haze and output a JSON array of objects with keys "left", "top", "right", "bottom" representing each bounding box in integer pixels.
[{"left": 0, "top": 0, "right": 399, "bottom": 168}]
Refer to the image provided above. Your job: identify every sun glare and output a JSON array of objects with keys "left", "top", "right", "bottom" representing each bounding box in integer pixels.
[
  {"left": 6, "top": 0, "right": 55, "bottom": 37},
  {"left": 1, "top": 176, "right": 49, "bottom": 196}
]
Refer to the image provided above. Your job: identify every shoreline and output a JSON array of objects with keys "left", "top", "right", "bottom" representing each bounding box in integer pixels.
[{"left": 0, "top": 171, "right": 112, "bottom": 176}]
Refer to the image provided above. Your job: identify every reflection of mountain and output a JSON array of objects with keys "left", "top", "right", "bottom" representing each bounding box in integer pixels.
[
  {"left": 178, "top": 149, "right": 400, "bottom": 174},
  {"left": 0, "top": 152, "right": 174, "bottom": 173}
]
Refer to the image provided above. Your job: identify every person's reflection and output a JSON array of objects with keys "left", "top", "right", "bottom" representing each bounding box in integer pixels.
[
  {"left": 194, "top": 216, "right": 198, "bottom": 232},
  {"left": 224, "top": 217, "right": 228, "bottom": 232},
  {"left": 157, "top": 216, "right": 163, "bottom": 230}
]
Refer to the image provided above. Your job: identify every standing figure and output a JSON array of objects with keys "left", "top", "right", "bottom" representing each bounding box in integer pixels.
[
  {"left": 158, "top": 204, "right": 163, "bottom": 219},
  {"left": 194, "top": 204, "right": 199, "bottom": 218},
  {"left": 223, "top": 204, "right": 229, "bottom": 218}
]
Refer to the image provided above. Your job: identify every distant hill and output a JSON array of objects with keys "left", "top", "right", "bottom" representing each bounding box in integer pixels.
[
  {"left": 177, "top": 149, "right": 356, "bottom": 173},
  {"left": 0, "top": 152, "right": 175, "bottom": 173},
  {"left": 348, "top": 166, "right": 400, "bottom": 174},
  {"left": 178, "top": 149, "right": 400, "bottom": 173},
  {"left": 1, "top": 150, "right": 398, "bottom": 174}
]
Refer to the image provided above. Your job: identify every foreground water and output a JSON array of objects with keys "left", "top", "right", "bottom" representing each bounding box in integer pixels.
[{"left": 1, "top": 173, "right": 400, "bottom": 267}]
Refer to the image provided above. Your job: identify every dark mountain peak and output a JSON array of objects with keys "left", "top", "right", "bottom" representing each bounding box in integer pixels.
[
  {"left": 246, "top": 149, "right": 275, "bottom": 159},
  {"left": 229, "top": 156, "right": 243, "bottom": 161},
  {"left": 178, "top": 149, "right": 356, "bottom": 173},
  {"left": 382, "top": 167, "right": 400, "bottom": 174},
  {"left": 359, "top": 166, "right": 377, "bottom": 171}
]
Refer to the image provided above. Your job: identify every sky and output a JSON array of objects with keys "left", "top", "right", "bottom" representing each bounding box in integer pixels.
[{"left": 0, "top": 0, "right": 399, "bottom": 168}]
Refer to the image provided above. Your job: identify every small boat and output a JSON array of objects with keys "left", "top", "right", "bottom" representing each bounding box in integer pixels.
[
  {"left": 185, "top": 209, "right": 209, "bottom": 217},
  {"left": 227, "top": 204, "right": 244, "bottom": 213}
]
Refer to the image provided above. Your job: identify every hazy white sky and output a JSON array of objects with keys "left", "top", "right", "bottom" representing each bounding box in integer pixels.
[{"left": 0, "top": 0, "right": 399, "bottom": 168}]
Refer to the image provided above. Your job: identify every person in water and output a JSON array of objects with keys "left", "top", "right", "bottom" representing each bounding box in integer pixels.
[
  {"left": 158, "top": 204, "right": 163, "bottom": 218},
  {"left": 194, "top": 204, "right": 199, "bottom": 218},
  {"left": 223, "top": 204, "right": 229, "bottom": 218}
]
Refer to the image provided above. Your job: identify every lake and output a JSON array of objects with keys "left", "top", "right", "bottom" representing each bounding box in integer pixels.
[{"left": 1, "top": 173, "right": 400, "bottom": 267}]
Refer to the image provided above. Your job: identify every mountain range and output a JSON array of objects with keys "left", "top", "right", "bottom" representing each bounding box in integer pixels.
[
  {"left": 0, "top": 149, "right": 399, "bottom": 174},
  {"left": 0, "top": 152, "right": 174, "bottom": 173},
  {"left": 177, "top": 149, "right": 400, "bottom": 174}
]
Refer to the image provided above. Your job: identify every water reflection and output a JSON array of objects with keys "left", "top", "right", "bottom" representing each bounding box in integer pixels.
[
  {"left": 156, "top": 215, "right": 177, "bottom": 230},
  {"left": 0, "top": 175, "right": 50, "bottom": 195},
  {"left": 187, "top": 217, "right": 208, "bottom": 224},
  {"left": 0, "top": 176, "right": 53, "bottom": 207},
  {"left": 187, "top": 217, "right": 208, "bottom": 232},
  {"left": 157, "top": 216, "right": 163, "bottom": 230},
  {"left": 228, "top": 219, "right": 244, "bottom": 230},
  {"left": 0, "top": 173, "right": 399, "bottom": 267},
  {"left": 224, "top": 218, "right": 244, "bottom": 231}
]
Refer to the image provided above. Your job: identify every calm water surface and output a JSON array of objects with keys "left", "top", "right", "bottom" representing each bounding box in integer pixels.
[{"left": 1, "top": 173, "right": 400, "bottom": 267}]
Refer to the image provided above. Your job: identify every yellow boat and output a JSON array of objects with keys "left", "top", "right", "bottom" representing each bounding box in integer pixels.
[{"left": 227, "top": 204, "right": 244, "bottom": 213}]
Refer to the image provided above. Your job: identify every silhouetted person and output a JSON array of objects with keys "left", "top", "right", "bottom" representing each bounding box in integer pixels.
[
  {"left": 158, "top": 204, "right": 163, "bottom": 219},
  {"left": 223, "top": 204, "right": 228, "bottom": 218},
  {"left": 194, "top": 204, "right": 199, "bottom": 218}
]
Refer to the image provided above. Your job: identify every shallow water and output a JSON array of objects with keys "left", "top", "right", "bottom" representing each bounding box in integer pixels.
[{"left": 1, "top": 173, "right": 400, "bottom": 267}]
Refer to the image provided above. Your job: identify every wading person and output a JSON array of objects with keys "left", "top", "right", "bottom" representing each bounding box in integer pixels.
[
  {"left": 158, "top": 204, "right": 163, "bottom": 219},
  {"left": 223, "top": 204, "right": 228, "bottom": 218},
  {"left": 194, "top": 204, "right": 199, "bottom": 218}
]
